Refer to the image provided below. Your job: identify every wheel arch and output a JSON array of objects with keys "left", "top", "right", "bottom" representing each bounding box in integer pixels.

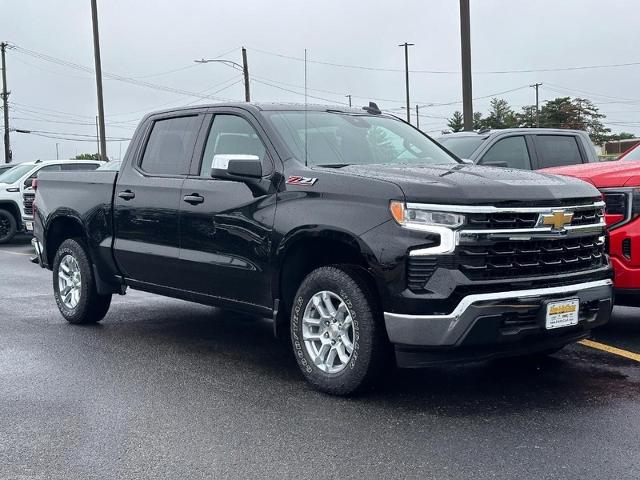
[{"left": 272, "top": 226, "right": 380, "bottom": 337}]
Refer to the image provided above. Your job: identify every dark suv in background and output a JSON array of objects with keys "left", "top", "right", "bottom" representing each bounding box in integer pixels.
[{"left": 437, "top": 128, "right": 598, "bottom": 170}]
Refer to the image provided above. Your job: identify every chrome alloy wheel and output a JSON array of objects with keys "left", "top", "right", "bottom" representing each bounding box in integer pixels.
[
  {"left": 302, "top": 291, "right": 355, "bottom": 373},
  {"left": 58, "top": 254, "right": 82, "bottom": 309}
]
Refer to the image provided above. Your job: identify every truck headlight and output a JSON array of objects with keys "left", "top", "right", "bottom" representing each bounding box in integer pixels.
[{"left": 389, "top": 201, "right": 465, "bottom": 230}]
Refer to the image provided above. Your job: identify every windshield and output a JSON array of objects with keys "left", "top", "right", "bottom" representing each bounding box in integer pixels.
[
  {"left": 266, "top": 111, "right": 457, "bottom": 166},
  {"left": 438, "top": 136, "right": 487, "bottom": 159},
  {"left": 622, "top": 144, "right": 640, "bottom": 161},
  {"left": 0, "top": 164, "right": 35, "bottom": 184}
]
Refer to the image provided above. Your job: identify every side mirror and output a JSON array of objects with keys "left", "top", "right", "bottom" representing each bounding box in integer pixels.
[
  {"left": 459, "top": 158, "right": 474, "bottom": 165},
  {"left": 211, "top": 154, "right": 263, "bottom": 180},
  {"left": 24, "top": 177, "right": 35, "bottom": 189}
]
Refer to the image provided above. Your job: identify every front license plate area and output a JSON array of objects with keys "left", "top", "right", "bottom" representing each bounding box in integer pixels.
[{"left": 545, "top": 299, "right": 579, "bottom": 330}]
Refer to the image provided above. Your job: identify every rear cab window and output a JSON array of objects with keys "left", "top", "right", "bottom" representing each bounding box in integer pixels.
[
  {"left": 140, "top": 115, "right": 202, "bottom": 176},
  {"left": 478, "top": 135, "right": 532, "bottom": 169},
  {"left": 534, "top": 135, "right": 583, "bottom": 168}
]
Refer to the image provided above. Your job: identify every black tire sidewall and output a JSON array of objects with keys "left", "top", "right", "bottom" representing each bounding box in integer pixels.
[
  {"left": 52, "top": 239, "right": 97, "bottom": 324},
  {"left": 0, "top": 209, "right": 17, "bottom": 244},
  {"left": 291, "top": 266, "right": 379, "bottom": 395}
]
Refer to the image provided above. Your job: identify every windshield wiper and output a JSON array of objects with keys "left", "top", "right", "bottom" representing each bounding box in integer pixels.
[{"left": 316, "top": 163, "right": 352, "bottom": 168}]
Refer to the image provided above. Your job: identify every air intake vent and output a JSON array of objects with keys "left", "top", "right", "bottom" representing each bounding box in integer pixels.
[{"left": 623, "top": 238, "right": 632, "bottom": 259}]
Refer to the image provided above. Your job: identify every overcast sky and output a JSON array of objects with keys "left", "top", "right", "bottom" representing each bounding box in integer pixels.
[{"left": 2, "top": 0, "right": 639, "bottom": 162}]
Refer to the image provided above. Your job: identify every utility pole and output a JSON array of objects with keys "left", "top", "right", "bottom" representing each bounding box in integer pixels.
[
  {"left": 399, "top": 42, "right": 414, "bottom": 124},
  {"left": 459, "top": 0, "right": 473, "bottom": 131},
  {"left": 530, "top": 82, "right": 542, "bottom": 127},
  {"left": 241, "top": 47, "right": 250, "bottom": 102},
  {"left": 415, "top": 105, "right": 420, "bottom": 130},
  {"left": 56, "top": 143, "right": 59, "bottom": 160},
  {"left": 345, "top": 94, "right": 352, "bottom": 107},
  {"left": 95, "top": 116, "right": 99, "bottom": 156},
  {"left": 91, "top": 0, "right": 107, "bottom": 161},
  {"left": 1, "top": 42, "right": 11, "bottom": 163}
]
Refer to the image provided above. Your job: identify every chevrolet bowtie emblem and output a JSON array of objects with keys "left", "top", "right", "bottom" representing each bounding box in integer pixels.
[{"left": 540, "top": 210, "right": 573, "bottom": 231}]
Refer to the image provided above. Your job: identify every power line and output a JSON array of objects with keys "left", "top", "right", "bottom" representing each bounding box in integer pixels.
[
  {"left": 248, "top": 46, "right": 640, "bottom": 75},
  {"left": 8, "top": 44, "right": 237, "bottom": 102}
]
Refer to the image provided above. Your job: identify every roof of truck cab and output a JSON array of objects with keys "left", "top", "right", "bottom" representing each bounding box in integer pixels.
[
  {"left": 146, "top": 102, "right": 374, "bottom": 117},
  {"left": 439, "top": 128, "right": 588, "bottom": 138}
]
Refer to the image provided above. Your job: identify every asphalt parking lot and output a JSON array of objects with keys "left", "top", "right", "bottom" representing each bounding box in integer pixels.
[{"left": 1, "top": 236, "right": 639, "bottom": 479}]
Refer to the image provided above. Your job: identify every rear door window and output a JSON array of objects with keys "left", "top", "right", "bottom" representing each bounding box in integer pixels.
[
  {"left": 140, "top": 115, "right": 201, "bottom": 175},
  {"left": 478, "top": 136, "right": 532, "bottom": 169},
  {"left": 535, "top": 135, "right": 583, "bottom": 168}
]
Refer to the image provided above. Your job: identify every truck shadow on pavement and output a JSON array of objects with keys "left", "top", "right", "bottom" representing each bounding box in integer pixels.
[{"left": 96, "top": 299, "right": 640, "bottom": 415}]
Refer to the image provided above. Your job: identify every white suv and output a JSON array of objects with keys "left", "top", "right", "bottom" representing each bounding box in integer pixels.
[{"left": 0, "top": 160, "right": 102, "bottom": 243}]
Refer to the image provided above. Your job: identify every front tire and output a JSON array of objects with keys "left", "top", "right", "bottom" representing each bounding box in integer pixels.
[
  {"left": 53, "top": 238, "right": 112, "bottom": 324},
  {"left": 0, "top": 209, "right": 17, "bottom": 244},
  {"left": 290, "top": 265, "right": 387, "bottom": 396}
]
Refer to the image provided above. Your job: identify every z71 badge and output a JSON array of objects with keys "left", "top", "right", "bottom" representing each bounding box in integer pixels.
[{"left": 286, "top": 176, "right": 318, "bottom": 186}]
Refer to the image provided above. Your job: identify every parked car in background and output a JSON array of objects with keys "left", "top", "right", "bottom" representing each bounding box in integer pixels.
[
  {"left": 542, "top": 159, "right": 640, "bottom": 306},
  {"left": 437, "top": 129, "right": 598, "bottom": 170},
  {"left": 0, "top": 160, "right": 102, "bottom": 243},
  {"left": 617, "top": 141, "right": 640, "bottom": 161},
  {"left": 20, "top": 160, "right": 103, "bottom": 237},
  {"left": 32, "top": 103, "right": 612, "bottom": 395}
]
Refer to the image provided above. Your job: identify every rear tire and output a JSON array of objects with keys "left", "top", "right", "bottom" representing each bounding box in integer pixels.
[
  {"left": 0, "top": 209, "right": 17, "bottom": 244},
  {"left": 53, "top": 238, "right": 112, "bottom": 324},
  {"left": 290, "top": 265, "right": 388, "bottom": 396}
]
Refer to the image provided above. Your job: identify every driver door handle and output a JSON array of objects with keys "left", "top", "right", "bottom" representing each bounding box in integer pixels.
[
  {"left": 183, "top": 193, "right": 204, "bottom": 205},
  {"left": 117, "top": 190, "right": 135, "bottom": 200}
]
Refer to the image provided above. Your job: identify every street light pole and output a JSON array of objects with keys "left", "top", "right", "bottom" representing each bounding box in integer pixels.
[
  {"left": 241, "top": 47, "right": 250, "bottom": 102},
  {"left": 195, "top": 51, "right": 250, "bottom": 102},
  {"left": 345, "top": 94, "right": 352, "bottom": 107},
  {"left": 399, "top": 42, "right": 414, "bottom": 124}
]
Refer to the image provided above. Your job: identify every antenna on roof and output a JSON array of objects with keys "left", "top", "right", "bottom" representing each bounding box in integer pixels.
[
  {"left": 362, "top": 102, "right": 381, "bottom": 115},
  {"left": 304, "top": 48, "right": 308, "bottom": 167}
]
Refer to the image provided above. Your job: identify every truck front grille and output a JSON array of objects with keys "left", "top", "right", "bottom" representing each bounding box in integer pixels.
[
  {"left": 23, "top": 193, "right": 35, "bottom": 216},
  {"left": 406, "top": 201, "right": 608, "bottom": 292},
  {"left": 458, "top": 234, "right": 606, "bottom": 281},
  {"left": 466, "top": 205, "right": 603, "bottom": 229}
]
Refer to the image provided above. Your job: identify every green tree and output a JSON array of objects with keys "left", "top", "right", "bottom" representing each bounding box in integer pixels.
[
  {"left": 473, "top": 112, "right": 484, "bottom": 130},
  {"left": 447, "top": 111, "right": 464, "bottom": 132},
  {"left": 517, "top": 105, "right": 538, "bottom": 128},
  {"left": 483, "top": 98, "right": 518, "bottom": 129},
  {"left": 74, "top": 153, "right": 101, "bottom": 160},
  {"left": 540, "top": 97, "right": 610, "bottom": 143}
]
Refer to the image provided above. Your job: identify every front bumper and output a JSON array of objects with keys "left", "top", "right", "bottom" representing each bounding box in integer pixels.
[{"left": 384, "top": 279, "right": 613, "bottom": 366}]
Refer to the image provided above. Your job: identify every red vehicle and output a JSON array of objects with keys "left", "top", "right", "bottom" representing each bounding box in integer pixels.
[{"left": 543, "top": 143, "right": 640, "bottom": 306}]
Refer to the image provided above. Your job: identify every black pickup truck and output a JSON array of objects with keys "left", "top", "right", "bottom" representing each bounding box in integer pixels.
[{"left": 33, "top": 103, "right": 613, "bottom": 395}]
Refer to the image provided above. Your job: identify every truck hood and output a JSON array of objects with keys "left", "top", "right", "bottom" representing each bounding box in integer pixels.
[
  {"left": 336, "top": 163, "right": 600, "bottom": 205},
  {"left": 541, "top": 161, "right": 640, "bottom": 188}
]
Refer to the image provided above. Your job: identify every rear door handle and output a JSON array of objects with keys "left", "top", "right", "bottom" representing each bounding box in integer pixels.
[
  {"left": 183, "top": 194, "right": 204, "bottom": 205},
  {"left": 117, "top": 190, "right": 135, "bottom": 200}
]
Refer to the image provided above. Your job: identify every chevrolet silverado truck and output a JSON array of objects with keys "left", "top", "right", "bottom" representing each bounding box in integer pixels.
[
  {"left": 32, "top": 103, "right": 613, "bottom": 395},
  {"left": 543, "top": 143, "right": 640, "bottom": 306}
]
